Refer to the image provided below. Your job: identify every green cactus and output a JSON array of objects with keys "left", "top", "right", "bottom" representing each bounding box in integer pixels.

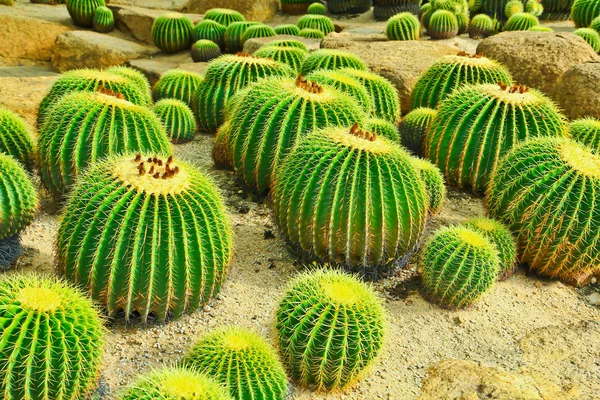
[
  {"left": 298, "top": 28, "right": 325, "bottom": 39},
  {"left": 425, "top": 83, "right": 566, "bottom": 192},
  {"left": 468, "top": 14, "right": 495, "bottom": 38},
  {"left": 328, "top": 0, "right": 372, "bottom": 13},
  {"left": 213, "top": 121, "right": 233, "bottom": 170},
  {"left": 183, "top": 327, "right": 288, "bottom": 400},
  {"left": 386, "top": 12, "right": 421, "bottom": 40},
  {"left": 464, "top": 217, "right": 517, "bottom": 278},
  {"left": 526, "top": 0, "right": 544, "bottom": 15},
  {"left": 528, "top": 24, "right": 553, "bottom": 30},
  {"left": 272, "top": 125, "right": 428, "bottom": 270},
  {"left": 469, "top": 0, "right": 482, "bottom": 11},
  {"left": 427, "top": 10, "right": 459, "bottom": 39},
  {"left": 574, "top": 27, "right": 600, "bottom": 52},
  {"left": 339, "top": 68, "right": 401, "bottom": 124},
  {"left": 38, "top": 91, "right": 171, "bottom": 200},
  {"left": 152, "top": 13, "right": 194, "bottom": 53},
  {"left": 301, "top": 49, "right": 367, "bottom": 76},
  {"left": 191, "top": 39, "right": 222, "bottom": 62},
  {"left": 254, "top": 45, "right": 308, "bottom": 72},
  {"left": 305, "top": 69, "right": 373, "bottom": 114},
  {"left": 504, "top": 12, "right": 539, "bottom": 30},
  {"left": 274, "top": 24, "right": 301, "bottom": 35},
  {"left": 242, "top": 24, "right": 277, "bottom": 45},
  {"left": 192, "top": 20, "right": 226, "bottom": 48},
  {"left": 202, "top": 8, "right": 245, "bottom": 27},
  {"left": 119, "top": 367, "right": 233, "bottom": 400},
  {"left": 0, "top": 107, "right": 35, "bottom": 168},
  {"left": 153, "top": 69, "right": 204, "bottom": 107},
  {"left": 504, "top": 0, "right": 524, "bottom": 17},
  {"left": 154, "top": 99, "right": 197, "bottom": 143},
  {"left": 487, "top": 137, "right": 600, "bottom": 281},
  {"left": 0, "top": 154, "right": 38, "bottom": 240},
  {"left": 107, "top": 65, "right": 152, "bottom": 99},
  {"left": 571, "top": 0, "right": 600, "bottom": 27},
  {"left": 276, "top": 269, "right": 385, "bottom": 391},
  {"left": 591, "top": 15, "right": 600, "bottom": 33},
  {"left": 280, "top": 0, "right": 312, "bottom": 14},
  {"left": 308, "top": 2, "right": 327, "bottom": 14},
  {"left": 410, "top": 53, "right": 513, "bottom": 110},
  {"left": 374, "top": 4, "right": 422, "bottom": 21},
  {"left": 0, "top": 235, "right": 22, "bottom": 271},
  {"left": 224, "top": 21, "right": 259, "bottom": 53},
  {"left": 66, "top": 0, "right": 105, "bottom": 27},
  {"left": 456, "top": 12, "right": 470, "bottom": 33},
  {"left": 264, "top": 39, "right": 309, "bottom": 51},
  {"left": 364, "top": 118, "right": 400, "bottom": 142},
  {"left": 193, "top": 54, "right": 294, "bottom": 134},
  {"left": 0, "top": 274, "right": 104, "bottom": 400},
  {"left": 297, "top": 14, "right": 335, "bottom": 35},
  {"left": 0, "top": 0, "right": 14, "bottom": 5},
  {"left": 92, "top": 5, "right": 114, "bottom": 32},
  {"left": 420, "top": 226, "right": 500, "bottom": 308},
  {"left": 398, "top": 107, "right": 437, "bottom": 155},
  {"left": 541, "top": 0, "right": 572, "bottom": 20},
  {"left": 411, "top": 157, "right": 446, "bottom": 215},
  {"left": 569, "top": 117, "right": 600, "bottom": 152},
  {"left": 57, "top": 153, "right": 232, "bottom": 321}
]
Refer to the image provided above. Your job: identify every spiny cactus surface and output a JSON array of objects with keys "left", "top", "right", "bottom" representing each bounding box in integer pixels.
[
  {"left": 504, "top": 12, "right": 539, "bottom": 30},
  {"left": 464, "top": 217, "right": 517, "bottom": 278},
  {"left": 152, "top": 13, "right": 194, "bottom": 53},
  {"left": 107, "top": 65, "right": 152, "bottom": 99},
  {"left": 428, "top": 10, "right": 459, "bottom": 39},
  {"left": 299, "top": 28, "right": 325, "bottom": 39},
  {"left": 398, "top": 107, "right": 437, "bottom": 155},
  {"left": 192, "top": 20, "right": 226, "bottom": 48},
  {"left": 411, "top": 157, "right": 446, "bottom": 215},
  {"left": 0, "top": 154, "right": 38, "bottom": 240},
  {"left": 154, "top": 99, "right": 197, "bottom": 143},
  {"left": 191, "top": 39, "right": 222, "bottom": 62},
  {"left": 306, "top": 69, "right": 373, "bottom": 114},
  {"left": 468, "top": 14, "right": 495, "bottom": 38},
  {"left": 274, "top": 24, "right": 301, "bottom": 35},
  {"left": 0, "top": 107, "right": 35, "bottom": 167},
  {"left": 571, "top": 0, "right": 600, "bottom": 27},
  {"left": 574, "top": 27, "right": 600, "bottom": 52},
  {"left": 93, "top": 5, "right": 114, "bottom": 32},
  {"left": 202, "top": 8, "right": 245, "bottom": 27},
  {"left": 224, "top": 21, "right": 259, "bottom": 53},
  {"left": 153, "top": 69, "right": 203, "bottom": 107},
  {"left": 301, "top": 49, "right": 367, "bottom": 76},
  {"left": 254, "top": 46, "right": 308, "bottom": 72},
  {"left": 569, "top": 117, "right": 600, "bottom": 152},
  {"left": 66, "top": 0, "right": 105, "bottom": 27}
]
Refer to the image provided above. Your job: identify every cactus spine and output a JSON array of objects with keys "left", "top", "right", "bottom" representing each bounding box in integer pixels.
[
  {"left": 153, "top": 69, "right": 204, "bottom": 107},
  {"left": 273, "top": 24, "right": 301, "bottom": 35},
  {"left": 386, "top": 12, "right": 421, "bottom": 40},
  {"left": 308, "top": 2, "right": 327, "bottom": 14},
  {"left": 571, "top": 0, "right": 600, "bottom": 27},
  {"left": 241, "top": 24, "right": 277, "bottom": 44},
  {"left": 306, "top": 69, "right": 373, "bottom": 114},
  {"left": 151, "top": 13, "right": 194, "bottom": 53},
  {"left": 464, "top": 217, "right": 517, "bottom": 278},
  {"left": 202, "top": 8, "right": 245, "bottom": 27},
  {"left": 93, "top": 6, "right": 114, "bottom": 32},
  {"left": 299, "top": 28, "right": 325, "bottom": 39},
  {"left": 224, "top": 21, "right": 259, "bottom": 53},
  {"left": 411, "top": 157, "right": 446, "bottom": 215},
  {"left": 364, "top": 118, "right": 400, "bottom": 142},
  {"left": 398, "top": 107, "right": 437, "bottom": 155},
  {"left": 191, "top": 39, "right": 222, "bottom": 62},
  {"left": 0, "top": 154, "right": 38, "bottom": 240},
  {"left": 468, "top": 14, "right": 495, "bottom": 38},
  {"left": 254, "top": 46, "right": 308, "bottom": 72},
  {"left": 569, "top": 117, "right": 600, "bottom": 152},
  {"left": 154, "top": 99, "right": 197, "bottom": 143},
  {"left": 297, "top": 14, "right": 335, "bottom": 35},
  {"left": 574, "top": 27, "right": 600, "bottom": 52},
  {"left": 503, "top": 12, "right": 539, "bottom": 30},
  {"left": 300, "top": 49, "right": 367, "bottom": 75},
  {"left": 66, "top": 0, "right": 105, "bottom": 27},
  {"left": 192, "top": 20, "right": 226, "bottom": 49},
  {"left": 0, "top": 107, "right": 35, "bottom": 168}
]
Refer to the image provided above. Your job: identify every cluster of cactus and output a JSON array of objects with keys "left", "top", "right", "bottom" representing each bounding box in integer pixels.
[
  {"left": 299, "top": 28, "right": 325, "bottom": 39},
  {"left": 153, "top": 69, "right": 204, "bottom": 107},
  {"left": 468, "top": 14, "right": 495, "bottom": 38},
  {"left": 154, "top": 99, "right": 197, "bottom": 143},
  {"left": 92, "top": 6, "right": 114, "bottom": 32},
  {"left": 411, "top": 157, "right": 446, "bottom": 215},
  {"left": 571, "top": 0, "right": 600, "bottom": 27},
  {"left": 0, "top": 107, "right": 35, "bottom": 167},
  {"left": 504, "top": 12, "right": 539, "bottom": 30},
  {"left": 272, "top": 125, "right": 427, "bottom": 271},
  {"left": 183, "top": 327, "right": 288, "bottom": 399},
  {"left": 224, "top": 21, "right": 259, "bottom": 53},
  {"left": 280, "top": 0, "right": 312, "bottom": 15},
  {"left": 254, "top": 45, "right": 308, "bottom": 72},
  {"left": 487, "top": 137, "right": 600, "bottom": 282},
  {"left": 297, "top": 14, "right": 335, "bottom": 35},
  {"left": 274, "top": 24, "right": 301, "bottom": 35},
  {"left": 306, "top": 69, "right": 373, "bottom": 115},
  {"left": 574, "top": 27, "right": 600, "bottom": 51},
  {"left": 386, "top": 12, "right": 421, "bottom": 40},
  {"left": 374, "top": 0, "right": 421, "bottom": 21},
  {"left": 329, "top": 0, "right": 373, "bottom": 14},
  {"left": 192, "top": 19, "right": 226, "bottom": 49},
  {"left": 242, "top": 24, "right": 277, "bottom": 44},
  {"left": 0, "top": 274, "right": 104, "bottom": 400},
  {"left": 569, "top": 117, "right": 600, "bottom": 151},
  {"left": 276, "top": 270, "right": 385, "bottom": 391},
  {"left": 398, "top": 107, "right": 437, "bottom": 154},
  {"left": 425, "top": 83, "right": 566, "bottom": 192},
  {"left": 152, "top": 13, "right": 194, "bottom": 53},
  {"left": 66, "top": 0, "right": 105, "bottom": 27},
  {"left": 464, "top": 217, "right": 517, "bottom": 278},
  {"left": 541, "top": 0, "right": 573, "bottom": 20},
  {"left": 107, "top": 65, "right": 152, "bottom": 99},
  {"left": 365, "top": 117, "right": 400, "bottom": 141},
  {"left": 191, "top": 39, "right": 222, "bottom": 62},
  {"left": 57, "top": 154, "right": 233, "bottom": 322},
  {"left": 422, "top": 0, "right": 470, "bottom": 39},
  {"left": 307, "top": 2, "right": 327, "bottom": 14},
  {"left": 301, "top": 49, "right": 367, "bottom": 75},
  {"left": 202, "top": 8, "right": 245, "bottom": 27}
]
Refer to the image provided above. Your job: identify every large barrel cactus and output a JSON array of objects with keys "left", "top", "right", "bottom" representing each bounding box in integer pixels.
[
  {"left": 398, "top": 107, "right": 437, "bottom": 155},
  {"left": 272, "top": 125, "right": 428, "bottom": 271},
  {"left": 300, "top": 50, "right": 368, "bottom": 76},
  {"left": 280, "top": 0, "right": 312, "bottom": 14},
  {"left": 0, "top": 107, "right": 35, "bottom": 167},
  {"left": 306, "top": 69, "right": 373, "bottom": 115},
  {"left": 464, "top": 217, "right": 517, "bottom": 278},
  {"left": 571, "top": 0, "right": 600, "bottom": 27},
  {"left": 276, "top": 270, "right": 385, "bottom": 391},
  {"left": 425, "top": 83, "right": 566, "bottom": 192},
  {"left": 66, "top": 0, "right": 105, "bottom": 27},
  {"left": 0, "top": 154, "right": 38, "bottom": 241},
  {"left": 202, "top": 8, "right": 245, "bottom": 27},
  {"left": 151, "top": 13, "right": 194, "bottom": 53},
  {"left": 411, "top": 157, "right": 446, "bottom": 215},
  {"left": 153, "top": 69, "right": 204, "bottom": 107},
  {"left": 569, "top": 117, "right": 600, "bottom": 152},
  {"left": 487, "top": 137, "right": 600, "bottom": 282},
  {"left": 57, "top": 154, "right": 233, "bottom": 322},
  {"left": 541, "top": 0, "right": 573, "bottom": 20},
  {"left": 386, "top": 12, "right": 421, "bottom": 40}
]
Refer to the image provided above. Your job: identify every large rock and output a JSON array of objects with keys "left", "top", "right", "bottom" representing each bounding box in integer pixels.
[
  {"left": 553, "top": 61, "right": 600, "bottom": 120},
  {"left": 476, "top": 32, "right": 598, "bottom": 96},
  {"left": 0, "top": 76, "right": 58, "bottom": 132},
  {"left": 52, "top": 31, "right": 157, "bottom": 73},
  {"left": 184, "top": 0, "right": 279, "bottom": 22},
  {"left": 322, "top": 32, "right": 458, "bottom": 114},
  {"left": 243, "top": 35, "right": 321, "bottom": 54}
]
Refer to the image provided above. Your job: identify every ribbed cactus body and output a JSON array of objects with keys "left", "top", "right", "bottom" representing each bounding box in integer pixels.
[
  {"left": 487, "top": 137, "right": 600, "bottom": 281},
  {"left": 280, "top": 0, "right": 312, "bottom": 14},
  {"left": 192, "top": 20, "right": 226, "bottom": 48},
  {"left": 0, "top": 154, "right": 38, "bottom": 240},
  {"left": 66, "top": 0, "right": 105, "bottom": 27},
  {"left": 183, "top": 327, "right": 288, "bottom": 400},
  {"left": 504, "top": 0, "right": 524, "bottom": 17},
  {"left": 120, "top": 367, "right": 233, "bottom": 400},
  {"left": 307, "top": 2, "right": 327, "bottom": 14},
  {"left": 276, "top": 270, "right": 385, "bottom": 391},
  {"left": 421, "top": 226, "right": 500, "bottom": 308},
  {"left": 398, "top": 107, "right": 437, "bottom": 155},
  {"left": 411, "top": 157, "right": 446, "bottom": 215},
  {"left": 365, "top": 118, "right": 400, "bottom": 142},
  {"left": 456, "top": 12, "right": 470, "bottom": 33},
  {"left": 469, "top": 0, "right": 482, "bottom": 11},
  {"left": 428, "top": 10, "right": 459, "bottom": 39},
  {"left": 464, "top": 217, "right": 517, "bottom": 278},
  {"left": 265, "top": 39, "right": 309, "bottom": 51},
  {"left": 299, "top": 28, "right": 325, "bottom": 39},
  {"left": 107, "top": 65, "right": 152, "bottom": 99},
  {"left": 297, "top": 14, "right": 335, "bottom": 34},
  {"left": 528, "top": 24, "right": 553, "bottom": 30},
  {"left": 203, "top": 8, "right": 245, "bottom": 27},
  {"left": 191, "top": 39, "right": 222, "bottom": 62},
  {"left": 504, "top": 12, "right": 539, "bottom": 30},
  {"left": 224, "top": 22, "right": 259, "bottom": 53},
  {"left": 569, "top": 117, "right": 600, "bottom": 151},
  {"left": 591, "top": 16, "right": 600, "bottom": 33},
  {"left": 468, "top": 14, "right": 495, "bottom": 38},
  {"left": 574, "top": 27, "right": 600, "bottom": 51},
  {"left": 300, "top": 49, "right": 367, "bottom": 75},
  {"left": 571, "top": 0, "right": 600, "bottom": 27},
  {"left": 328, "top": 0, "right": 372, "bottom": 13},
  {"left": 57, "top": 154, "right": 232, "bottom": 321},
  {"left": 481, "top": 0, "right": 510, "bottom": 17},
  {"left": 386, "top": 12, "right": 420, "bottom": 40},
  {"left": 153, "top": 69, "right": 203, "bottom": 107},
  {"left": 274, "top": 24, "right": 301, "bottom": 35},
  {"left": 213, "top": 122, "right": 233, "bottom": 170},
  {"left": 425, "top": 83, "right": 566, "bottom": 192},
  {"left": 93, "top": 5, "right": 114, "bottom": 32},
  {"left": 0, "top": 275, "right": 104, "bottom": 400},
  {"left": 306, "top": 69, "right": 373, "bottom": 114},
  {"left": 0, "top": 107, "right": 35, "bottom": 167},
  {"left": 272, "top": 126, "right": 428, "bottom": 269},
  {"left": 154, "top": 99, "right": 197, "bottom": 143},
  {"left": 193, "top": 55, "right": 294, "bottom": 134},
  {"left": 410, "top": 53, "right": 513, "bottom": 110},
  {"left": 254, "top": 46, "right": 308, "bottom": 72},
  {"left": 374, "top": 3, "right": 422, "bottom": 21},
  {"left": 242, "top": 24, "right": 276, "bottom": 44},
  {"left": 38, "top": 92, "right": 171, "bottom": 200},
  {"left": 152, "top": 13, "right": 194, "bottom": 53},
  {"left": 542, "top": 0, "right": 573, "bottom": 19}
]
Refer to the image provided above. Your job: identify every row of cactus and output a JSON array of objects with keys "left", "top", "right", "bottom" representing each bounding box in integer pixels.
[
  {"left": 572, "top": 0, "right": 600, "bottom": 27},
  {"left": 420, "top": 0, "right": 470, "bottom": 40}
]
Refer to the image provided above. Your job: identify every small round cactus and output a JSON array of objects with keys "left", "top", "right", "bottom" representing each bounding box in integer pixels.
[
  {"left": 504, "top": 12, "right": 539, "bottom": 30},
  {"left": 202, "top": 8, "right": 245, "bottom": 27},
  {"left": 464, "top": 217, "right": 517, "bottom": 278},
  {"left": 0, "top": 154, "right": 38, "bottom": 241},
  {"left": 0, "top": 274, "right": 104, "bottom": 400},
  {"left": 213, "top": 121, "right": 234, "bottom": 170},
  {"left": 410, "top": 52, "right": 513, "bottom": 110},
  {"left": 504, "top": 0, "right": 524, "bottom": 18},
  {"left": 305, "top": 69, "right": 373, "bottom": 114},
  {"left": 224, "top": 21, "right": 259, "bottom": 53},
  {"left": 66, "top": 0, "right": 105, "bottom": 27},
  {"left": 528, "top": 25, "right": 553, "bottom": 31},
  {"left": 153, "top": 69, "right": 203, "bottom": 107},
  {"left": 468, "top": 14, "right": 495, "bottom": 38},
  {"left": 58, "top": 153, "right": 232, "bottom": 321},
  {"left": 428, "top": 10, "right": 459, "bottom": 39},
  {"left": 276, "top": 270, "right": 385, "bottom": 391},
  {"left": 154, "top": 99, "right": 197, "bottom": 143},
  {"left": 386, "top": 12, "right": 421, "bottom": 40},
  {"left": 264, "top": 39, "right": 309, "bottom": 51},
  {"left": 307, "top": 2, "right": 327, "bottom": 14},
  {"left": 574, "top": 27, "right": 600, "bottom": 52},
  {"left": 183, "top": 327, "right": 288, "bottom": 400},
  {"left": 119, "top": 367, "right": 233, "bottom": 400},
  {"left": 297, "top": 14, "right": 335, "bottom": 35},
  {"left": 0, "top": 107, "right": 35, "bottom": 167},
  {"left": 298, "top": 28, "right": 326, "bottom": 39},
  {"left": 38, "top": 91, "right": 171, "bottom": 200},
  {"left": 328, "top": 0, "right": 372, "bottom": 13},
  {"left": 300, "top": 49, "right": 367, "bottom": 76},
  {"left": 420, "top": 226, "right": 500, "bottom": 308},
  {"left": 191, "top": 39, "right": 222, "bottom": 62},
  {"left": 192, "top": 19, "right": 226, "bottom": 48},
  {"left": 569, "top": 117, "right": 600, "bottom": 152},
  {"left": 591, "top": 15, "right": 600, "bottom": 33},
  {"left": 542, "top": 0, "right": 573, "bottom": 20},
  {"left": 274, "top": 24, "right": 301, "bottom": 35},
  {"left": 571, "top": 0, "right": 600, "bottom": 27},
  {"left": 152, "top": 13, "right": 194, "bottom": 53},
  {"left": 92, "top": 5, "right": 114, "bottom": 32},
  {"left": 241, "top": 24, "right": 277, "bottom": 44},
  {"left": 411, "top": 157, "right": 446, "bottom": 215},
  {"left": 364, "top": 118, "right": 400, "bottom": 142},
  {"left": 487, "top": 137, "right": 600, "bottom": 281},
  {"left": 254, "top": 45, "right": 308, "bottom": 72},
  {"left": 280, "top": 0, "right": 312, "bottom": 14},
  {"left": 398, "top": 107, "right": 437, "bottom": 155},
  {"left": 107, "top": 65, "right": 152, "bottom": 99},
  {"left": 456, "top": 12, "right": 470, "bottom": 34},
  {"left": 272, "top": 125, "right": 428, "bottom": 270},
  {"left": 193, "top": 54, "right": 294, "bottom": 134},
  {"left": 425, "top": 83, "right": 566, "bottom": 192}
]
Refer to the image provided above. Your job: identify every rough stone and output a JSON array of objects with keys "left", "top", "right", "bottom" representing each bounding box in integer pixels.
[
  {"left": 111, "top": 0, "right": 187, "bottom": 10},
  {"left": 52, "top": 31, "right": 157, "bottom": 73},
  {"left": 476, "top": 32, "right": 598, "bottom": 96},
  {"left": 243, "top": 35, "right": 322, "bottom": 54},
  {"left": 553, "top": 61, "right": 600, "bottom": 120},
  {"left": 184, "top": 0, "right": 279, "bottom": 22},
  {"left": 0, "top": 76, "right": 58, "bottom": 133},
  {"left": 126, "top": 52, "right": 192, "bottom": 86}
]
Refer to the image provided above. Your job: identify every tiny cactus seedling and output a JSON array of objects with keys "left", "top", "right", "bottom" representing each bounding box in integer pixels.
[
  {"left": 241, "top": 24, "right": 277, "bottom": 44},
  {"left": 93, "top": 5, "right": 114, "bottom": 32},
  {"left": 0, "top": 107, "right": 35, "bottom": 167},
  {"left": 192, "top": 20, "right": 226, "bottom": 48},
  {"left": 398, "top": 107, "right": 437, "bottom": 155},
  {"left": 254, "top": 45, "right": 308, "bottom": 72},
  {"left": 153, "top": 69, "right": 204, "bottom": 107},
  {"left": 425, "top": 83, "right": 566, "bottom": 192},
  {"left": 272, "top": 125, "right": 428, "bottom": 270},
  {"left": 119, "top": 367, "right": 233, "bottom": 400},
  {"left": 464, "top": 217, "right": 517, "bottom": 278},
  {"left": 487, "top": 137, "right": 600, "bottom": 282},
  {"left": 410, "top": 52, "right": 513, "bottom": 110},
  {"left": 327, "top": 0, "right": 372, "bottom": 13},
  {"left": 420, "top": 226, "right": 500, "bottom": 308},
  {"left": 574, "top": 28, "right": 600, "bottom": 52},
  {"left": 528, "top": 25, "right": 553, "bottom": 31},
  {"left": 305, "top": 69, "right": 373, "bottom": 114},
  {"left": 297, "top": 14, "right": 335, "bottom": 35},
  {"left": 0, "top": 154, "right": 38, "bottom": 240},
  {"left": 107, "top": 65, "right": 152, "bottom": 99},
  {"left": 152, "top": 13, "right": 194, "bottom": 53},
  {"left": 0, "top": 235, "right": 22, "bottom": 271},
  {"left": 191, "top": 39, "right": 222, "bottom": 62},
  {"left": 307, "top": 2, "right": 327, "bottom": 14},
  {"left": 154, "top": 99, "right": 197, "bottom": 143},
  {"left": 274, "top": 24, "right": 301, "bottom": 35},
  {"left": 569, "top": 117, "right": 600, "bottom": 152},
  {"left": 364, "top": 118, "right": 400, "bottom": 142},
  {"left": 504, "top": 0, "right": 524, "bottom": 18},
  {"left": 224, "top": 21, "right": 259, "bottom": 53},
  {"left": 411, "top": 157, "right": 446, "bottom": 215},
  {"left": 37, "top": 91, "right": 171, "bottom": 200},
  {"left": 504, "top": 12, "right": 539, "bottom": 30},
  {"left": 57, "top": 153, "right": 233, "bottom": 322},
  {"left": 428, "top": 10, "right": 459, "bottom": 39},
  {"left": 386, "top": 12, "right": 421, "bottom": 40},
  {"left": 468, "top": 14, "right": 495, "bottom": 38},
  {"left": 276, "top": 270, "right": 385, "bottom": 391},
  {"left": 280, "top": 0, "right": 312, "bottom": 15},
  {"left": 264, "top": 39, "right": 309, "bottom": 51},
  {"left": 202, "top": 8, "right": 245, "bottom": 27},
  {"left": 571, "top": 0, "right": 600, "bottom": 27},
  {"left": 66, "top": 0, "right": 105, "bottom": 27},
  {"left": 298, "top": 28, "right": 325, "bottom": 39},
  {"left": 0, "top": 274, "right": 104, "bottom": 400},
  {"left": 183, "top": 327, "right": 288, "bottom": 400},
  {"left": 301, "top": 49, "right": 367, "bottom": 76}
]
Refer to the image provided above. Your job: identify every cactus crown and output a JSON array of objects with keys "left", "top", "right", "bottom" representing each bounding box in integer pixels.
[
  {"left": 560, "top": 140, "right": 600, "bottom": 177},
  {"left": 295, "top": 74, "right": 324, "bottom": 94},
  {"left": 116, "top": 154, "right": 187, "bottom": 194}
]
